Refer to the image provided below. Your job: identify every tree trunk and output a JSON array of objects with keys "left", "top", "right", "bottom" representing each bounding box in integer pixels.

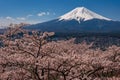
[
  {"left": 47, "top": 62, "right": 50, "bottom": 80},
  {"left": 62, "top": 73, "right": 66, "bottom": 80},
  {"left": 41, "top": 69, "right": 44, "bottom": 80},
  {"left": 33, "top": 65, "right": 41, "bottom": 80}
]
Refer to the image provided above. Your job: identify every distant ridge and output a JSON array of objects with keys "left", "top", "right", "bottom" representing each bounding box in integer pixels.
[{"left": 24, "top": 7, "right": 120, "bottom": 33}]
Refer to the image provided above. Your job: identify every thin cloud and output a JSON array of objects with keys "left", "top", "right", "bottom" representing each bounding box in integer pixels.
[
  {"left": 27, "top": 14, "right": 33, "bottom": 18},
  {"left": 17, "top": 17, "right": 26, "bottom": 21},
  {"left": 46, "top": 12, "right": 50, "bottom": 15},
  {"left": 6, "top": 16, "right": 14, "bottom": 20},
  {"left": 53, "top": 13, "right": 56, "bottom": 15},
  {"left": 0, "top": 16, "right": 17, "bottom": 27},
  {"left": 37, "top": 12, "right": 50, "bottom": 17}
]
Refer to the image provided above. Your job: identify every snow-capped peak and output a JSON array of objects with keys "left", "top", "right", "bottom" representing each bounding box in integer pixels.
[{"left": 59, "top": 7, "right": 111, "bottom": 22}]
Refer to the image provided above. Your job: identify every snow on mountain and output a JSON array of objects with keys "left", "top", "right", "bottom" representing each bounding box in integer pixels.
[{"left": 59, "top": 7, "right": 111, "bottom": 23}]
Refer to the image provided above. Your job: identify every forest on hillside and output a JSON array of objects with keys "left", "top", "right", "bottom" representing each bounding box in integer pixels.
[{"left": 0, "top": 26, "right": 120, "bottom": 80}]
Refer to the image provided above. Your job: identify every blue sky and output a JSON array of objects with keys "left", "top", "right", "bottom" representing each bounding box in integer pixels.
[{"left": 0, "top": 0, "right": 120, "bottom": 25}]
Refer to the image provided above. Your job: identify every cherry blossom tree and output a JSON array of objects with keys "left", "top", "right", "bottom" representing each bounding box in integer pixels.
[{"left": 0, "top": 26, "right": 120, "bottom": 80}]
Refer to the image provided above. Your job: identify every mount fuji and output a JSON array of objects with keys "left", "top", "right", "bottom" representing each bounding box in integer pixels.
[
  {"left": 59, "top": 7, "right": 111, "bottom": 22},
  {"left": 26, "top": 7, "right": 120, "bottom": 33}
]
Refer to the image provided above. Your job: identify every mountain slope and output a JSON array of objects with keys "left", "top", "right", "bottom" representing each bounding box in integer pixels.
[
  {"left": 26, "top": 7, "right": 120, "bottom": 33},
  {"left": 26, "top": 19, "right": 120, "bottom": 33}
]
